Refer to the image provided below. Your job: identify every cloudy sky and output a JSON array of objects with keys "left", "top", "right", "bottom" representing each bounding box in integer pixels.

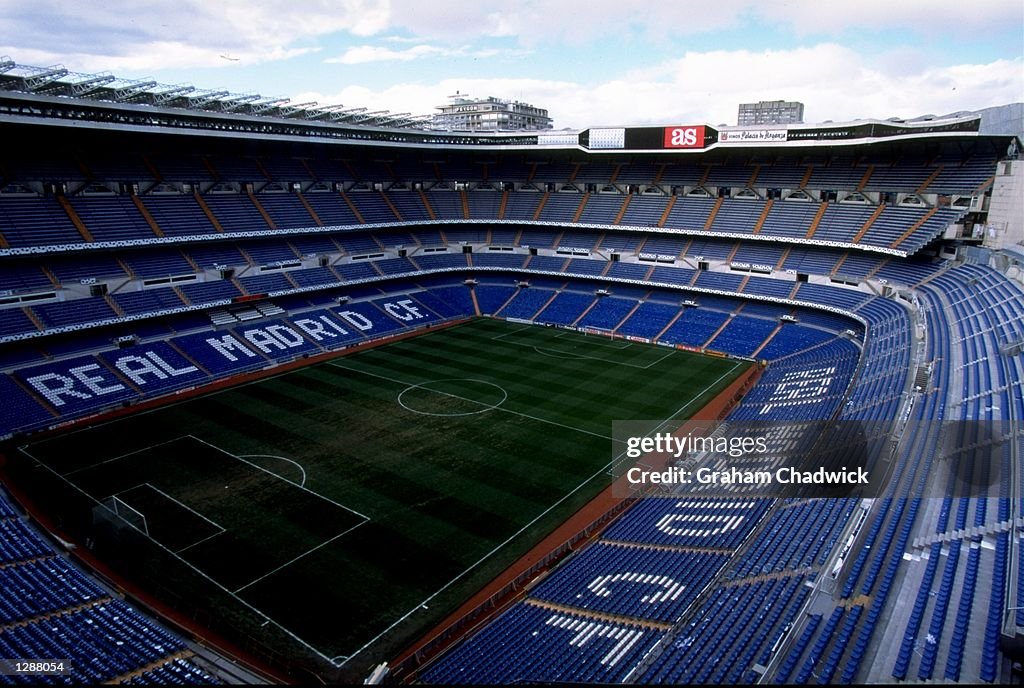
[{"left": 2, "top": 0, "right": 1022, "bottom": 129}]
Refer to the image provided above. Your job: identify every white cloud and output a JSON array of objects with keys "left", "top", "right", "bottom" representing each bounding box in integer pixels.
[
  {"left": 211, "top": 0, "right": 391, "bottom": 41},
  {"left": 7, "top": 0, "right": 1019, "bottom": 74},
  {"left": 607, "top": 47, "right": 1023, "bottom": 126},
  {"left": 381, "top": 0, "right": 1021, "bottom": 43},
  {"left": 1, "top": 0, "right": 1019, "bottom": 85},
  {"left": 296, "top": 46, "right": 1024, "bottom": 128},
  {"left": 0, "top": 0, "right": 388, "bottom": 70},
  {"left": 0, "top": 42, "right": 318, "bottom": 73},
  {"left": 0, "top": 0, "right": 1018, "bottom": 127},
  {"left": 326, "top": 45, "right": 450, "bottom": 65},
  {"left": 369, "top": 0, "right": 786, "bottom": 44},
  {"left": 756, "top": 0, "right": 1023, "bottom": 35},
  {"left": 324, "top": 43, "right": 525, "bottom": 65}
]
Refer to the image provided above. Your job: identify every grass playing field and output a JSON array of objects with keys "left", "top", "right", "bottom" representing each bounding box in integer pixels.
[{"left": 15, "top": 317, "right": 748, "bottom": 676}]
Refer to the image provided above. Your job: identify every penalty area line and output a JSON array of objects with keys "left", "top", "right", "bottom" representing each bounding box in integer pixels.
[
  {"left": 59, "top": 436, "right": 194, "bottom": 478},
  {"left": 529, "top": 344, "right": 675, "bottom": 370},
  {"left": 232, "top": 520, "right": 366, "bottom": 594},
  {"left": 187, "top": 435, "right": 370, "bottom": 522},
  {"left": 488, "top": 324, "right": 536, "bottom": 342},
  {"left": 113, "top": 482, "right": 228, "bottom": 553},
  {"left": 17, "top": 446, "right": 341, "bottom": 666},
  {"left": 139, "top": 482, "right": 227, "bottom": 535},
  {"left": 237, "top": 454, "right": 308, "bottom": 488},
  {"left": 175, "top": 529, "right": 226, "bottom": 555}
]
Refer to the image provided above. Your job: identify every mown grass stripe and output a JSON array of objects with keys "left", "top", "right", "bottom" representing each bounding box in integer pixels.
[{"left": 19, "top": 317, "right": 748, "bottom": 662}]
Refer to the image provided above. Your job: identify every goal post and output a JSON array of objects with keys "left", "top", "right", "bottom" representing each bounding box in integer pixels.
[
  {"left": 579, "top": 326, "right": 616, "bottom": 340},
  {"left": 98, "top": 495, "right": 149, "bottom": 537}
]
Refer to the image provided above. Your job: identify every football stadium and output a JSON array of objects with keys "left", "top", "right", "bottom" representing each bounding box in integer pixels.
[{"left": 0, "top": 57, "right": 1021, "bottom": 687}]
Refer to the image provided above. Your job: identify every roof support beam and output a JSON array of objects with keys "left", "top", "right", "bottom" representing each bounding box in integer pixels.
[
  {"left": 349, "top": 110, "right": 389, "bottom": 123},
  {"left": 23, "top": 65, "right": 68, "bottom": 91},
  {"left": 328, "top": 107, "right": 367, "bottom": 122},
  {"left": 298, "top": 104, "right": 343, "bottom": 121},
  {"left": 280, "top": 102, "right": 318, "bottom": 117},
  {"left": 375, "top": 112, "right": 411, "bottom": 126},
  {"left": 152, "top": 84, "right": 195, "bottom": 104},
  {"left": 0, "top": 59, "right": 431, "bottom": 132},
  {"left": 389, "top": 114, "right": 427, "bottom": 127},
  {"left": 69, "top": 73, "right": 115, "bottom": 96},
  {"left": 188, "top": 90, "right": 229, "bottom": 108},
  {"left": 113, "top": 80, "right": 156, "bottom": 101},
  {"left": 250, "top": 97, "right": 289, "bottom": 113},
  {"left": 219, "top": 94, "right": 260, "bottom": 111}
]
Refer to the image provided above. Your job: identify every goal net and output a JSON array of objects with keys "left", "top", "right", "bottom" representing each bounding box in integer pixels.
[
  {"left": 100, "top": 495, "right": 149, "bottom": 537},
  {"left": 580, "top": 326, "right": 616, "bottom": 339}
]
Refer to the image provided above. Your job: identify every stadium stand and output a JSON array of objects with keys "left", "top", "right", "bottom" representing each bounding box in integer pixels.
[
  {"left": 0, "top": 68, "right": 1020, "bottom": 687},
  {"left": 0, "top": 488, "right": 221, "bottom": 685}
]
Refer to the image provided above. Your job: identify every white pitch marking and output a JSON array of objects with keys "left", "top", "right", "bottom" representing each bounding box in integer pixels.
[
  {"left": 238, "top": 454, "right": 308, "bottom": 488},
  {"left": 329, "top": 362, "right": 615, "bottom": 441},
  {"left": 396, "top": 378, "right": 508, "bottom": 417},
  {"left": 187, "top": 435, "right": 370, "bottom": 522}
]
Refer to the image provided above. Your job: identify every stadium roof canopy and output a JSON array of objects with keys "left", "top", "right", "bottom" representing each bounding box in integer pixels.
[
  {"left": 0, "top": 58, "right": 1014, "bottom": 158},
  {"left": 0, "top": 57, "right": 435, "bottom": 128}
]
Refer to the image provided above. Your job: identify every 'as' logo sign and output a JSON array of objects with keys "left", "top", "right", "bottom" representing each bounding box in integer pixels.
[{"left": 663, "top": 125, "right": 706, "bottom": 149}]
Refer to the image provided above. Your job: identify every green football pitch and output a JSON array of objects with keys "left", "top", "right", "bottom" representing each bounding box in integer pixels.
[{"left": 17, "top": 318, "right": 748, "bottom": 673}]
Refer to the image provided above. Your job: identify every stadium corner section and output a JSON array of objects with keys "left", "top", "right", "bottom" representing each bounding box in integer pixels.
[
  {"left": 0, "top": 473, "right": 290, "bottom": 685},
  {"left": 0, "top": 316, "right": 475, "bottom": 685},
  {"left": 388, "top": 359, "right": 765, "bottom": 683}
]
